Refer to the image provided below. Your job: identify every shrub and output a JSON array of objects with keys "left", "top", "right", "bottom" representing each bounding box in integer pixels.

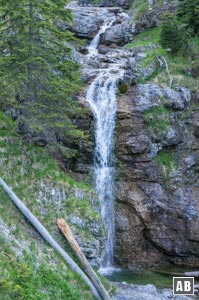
[
  {"left": 178, "top": 0, "right": 199, "bottom": 36},
  {"left": 160, "top": 13, "right": 184, "bottom": 53}
]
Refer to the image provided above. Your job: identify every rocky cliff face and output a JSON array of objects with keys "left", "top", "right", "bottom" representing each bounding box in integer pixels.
[{"left": 114, "top": 84, "right": 199, "bottom": 269}]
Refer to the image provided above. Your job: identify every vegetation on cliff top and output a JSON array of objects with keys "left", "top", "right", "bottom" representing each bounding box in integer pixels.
[
  {"left": 127, "top": 26, "right": 198, "bottom": 91},
  {"left": 160, "top": 0, "right": 199, "bottom": 74},
  {"left": 127, "top": 0, "right": 199, "bottom": 92}
]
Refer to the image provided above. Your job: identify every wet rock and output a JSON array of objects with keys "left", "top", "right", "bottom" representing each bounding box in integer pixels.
[
  {"left": 118, "top": 82, "right": 128, "bottom": 94},
  {"left": 101, "top": 22, "right": 134, "bottom": 46},
  {"left": 98, "top": 44, "right": 113, "bottom": 54},
  {"left": 72, "top": 8, "right": 114, "bottom": 38},
  {"left": 78, "top": 46, "right": 89, "bottom": 55},
  {"left": 82, "top": 68, "right": 101, "bottom": 82}
]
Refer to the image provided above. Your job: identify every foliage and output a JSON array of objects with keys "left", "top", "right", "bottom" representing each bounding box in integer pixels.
[
  {"left": 0, "top": 0, "right": 82, "bottom": 140},
  {"left": 0, "top": 111, "right": 100, "bottom": 249},
  {"left": 126, "top": 26, "right": 198, "bottom": 91},
  {"left": 144, "top": 105, "right": 171, "bottom": 138},
  {"left": 178, "top": 0, "right": 199, "bottom": 36},
  {"left": 160, "top": 0, "right": 199, "bottom": 58},
  {"left": 0, "top": 111, "right": 107, "bottom": 299},
  {"left": 118, "top": 83, "right": 128, "bottom": 94},
  {"left": 160, "top": 13, "right": 185, "bottom": 53},
  {"left": 0, "top": 238, "right": 90, "bottom": 300},
  {"left": 154, "top": 150, "right": 178, "bottom": 176},
  {"left": 126, "top": 27, "right": 161, "bottom": 48},
  {"left": 181, "top": 36, "right": 199, "bottom": 61},
  {"left": 131, "top": 0, "right": 148, "bottom": 21}
]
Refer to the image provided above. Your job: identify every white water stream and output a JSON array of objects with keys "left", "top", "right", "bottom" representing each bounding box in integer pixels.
[
  {"left": 85, "top": 18, "right": 124, "bottom": 271},
  {"left": 87, "top": 17, "right": 116, "bottom": 58}
]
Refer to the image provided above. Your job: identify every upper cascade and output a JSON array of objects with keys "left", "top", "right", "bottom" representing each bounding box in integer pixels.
[
  {"left": 87, "top": 16, "right": 116, "bottom": 58},
  {"left": 67, "top": 1, "right": 133, "bottom": 43}
]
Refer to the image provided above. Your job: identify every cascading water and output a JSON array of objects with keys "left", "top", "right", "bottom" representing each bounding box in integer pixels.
[
  {"left": 85, "top": 18, "right": 124, "bottom": 271},
  {"left": 87, "top": 16, "right": 115, "bottom": 58}
]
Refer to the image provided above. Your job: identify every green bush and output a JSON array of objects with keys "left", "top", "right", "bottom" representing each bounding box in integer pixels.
[
  {"left": 178, "top": 0, "right": 199, "bottom": 36},
  {"left": 160, "top": 13, "right": 185, "bottom": 53}
]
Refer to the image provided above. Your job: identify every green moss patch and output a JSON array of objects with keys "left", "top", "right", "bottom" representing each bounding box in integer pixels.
[
  {"left": 154, "top": 150, "right": 178, "bottom": 177},
  {"left": 144, "top": 106, "right": 171, "bottom": 137}
]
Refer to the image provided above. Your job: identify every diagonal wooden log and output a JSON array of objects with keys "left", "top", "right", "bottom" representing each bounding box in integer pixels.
[
  {"left": 57, "top": 218, "right": 112, "bottom": 300},
  {"left": 0, "top": 177, "right": 102, "bottom": 300}
]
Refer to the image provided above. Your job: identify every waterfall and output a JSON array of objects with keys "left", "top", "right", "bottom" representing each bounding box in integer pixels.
[
  {"left": 86, "top": 74, "right": 117, "bottom": 269},
  {"left": 85, "top": 18, "right": 124, "bottom": 271},
  {"left": 87, "top": 17, "right": 115, "bottom": 58}
]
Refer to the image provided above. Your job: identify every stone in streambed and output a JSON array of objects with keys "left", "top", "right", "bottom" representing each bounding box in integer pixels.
[{"left": 100, "top": 22, "right": 134, "bottom": 46}]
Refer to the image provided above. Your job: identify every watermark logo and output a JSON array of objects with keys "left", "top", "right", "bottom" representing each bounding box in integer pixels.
[{"left": 173, "top": 277, "right": 194, "bottom": 295}]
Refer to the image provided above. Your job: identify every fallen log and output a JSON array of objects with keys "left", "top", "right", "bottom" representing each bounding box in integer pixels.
[
  {"left": 154, "top": 269, "right": 199, "bottom": 278},
  {"left": 57, "top": 218, "right": 112, "bottom": 300},
  {"left": 185, "top": 271, "right": 199, "bottom": 277},
  {"left": 154, "top": 270, "right": 185, "bottom": 276},
  {"left": 0, "top": 177, "right": 102, "bottom": 300}
]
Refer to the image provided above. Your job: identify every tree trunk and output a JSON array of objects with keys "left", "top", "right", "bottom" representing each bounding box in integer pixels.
[
  {"left": 0, "top": 177, "right": 102, "bottom": 300},
  {"left": 57, "top": 218, "right": 112, "bottom": 300}
]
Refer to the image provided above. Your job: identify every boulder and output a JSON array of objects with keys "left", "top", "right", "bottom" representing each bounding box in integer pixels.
[
  {"left": 98, "top": 44, "right": 113, "bottom": 54},
  {"left": 73, "top": 8, "right": 114, "bottom": 38},
  {"left": 101, "top": 22, "right": 133, "bottom": 46},
  {"left": 132, "top": 84, "right": 191, "bottom": 112},
  {"left": 164, "top": 85, "right": 191, "bottom": 110}
]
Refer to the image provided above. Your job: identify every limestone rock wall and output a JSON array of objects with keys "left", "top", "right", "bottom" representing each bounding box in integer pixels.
[{"left": 114, "top": 84, "right": 199, "bottom": 269}]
